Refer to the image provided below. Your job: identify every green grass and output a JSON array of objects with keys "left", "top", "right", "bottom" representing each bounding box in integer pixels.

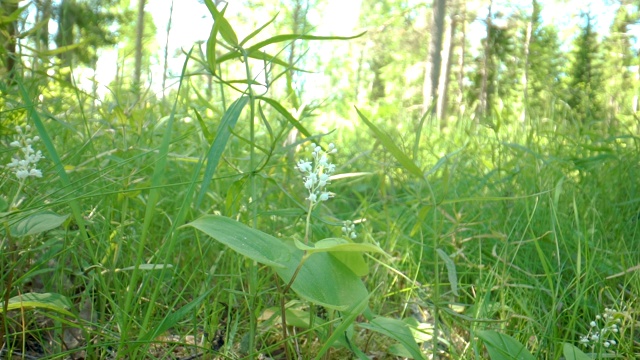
[{"left": 2, "top": 13, "right": 640, "bottom": 360}]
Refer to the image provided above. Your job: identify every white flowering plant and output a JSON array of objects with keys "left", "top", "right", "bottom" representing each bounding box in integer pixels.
[
  {"left": 185, "top": 139, "right": 405, "bottom": 358},
  {"left": 578, "top": 307, "right": 624, "bottom": 353},
  {"left": 4, "top": 125, "right": 44, "bottom": 209}
]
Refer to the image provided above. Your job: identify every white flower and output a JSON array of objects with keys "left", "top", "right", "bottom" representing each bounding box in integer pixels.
[
  {"left": 6, "top": 125, "right": 44, "bottom": 180},
  {"left": 297, "top": 142, "right": 338, "bottom": 205}
]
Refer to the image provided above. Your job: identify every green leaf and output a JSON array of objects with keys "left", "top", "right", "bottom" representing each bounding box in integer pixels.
[
  {"left": 257, "top": 96, "right": 312, "bottom": 138},
  {"left": 358, "top": 316, "right": 424, "bottom": 360},
  {"left": 184, "top": 215, "right": 368, "bottom": 312},
  {"left": 246, "top": 32, "right": 366, "bottom": 53},
  {"left": 331, "top": 252, "right": 369, "bottom": 277},
  {"left": 275, "top": 252, "right": 369, "bottom": 312},
  {"left": 192, "top": 107, "right": 213, "bottom": 143},
  {"left": 116, "top": 264, "right": 174, "bottom": 272},
  {"left": 562, "top": 343, "right": 592, "bottom": 360},
  {"left": 203, "top": 0, "right": 238, "bottom": 46},
  {"left": 425, "top": 146, "right": 465, "bottom": 176},
  {"left": 215, "top": 49, "right": 307, "bottom": 71},
  {"left": 11, "top": 211, "right": 69, "bottom": 237},
  {"left": 355, "top": 107, "right": 424, "bottom": 179},
  {"left": 239, "top": 13, "right": 279, "bottom": 47},
  {"left": 436, "top": 249, "right": 459, "bottom": 296},
  {"left": 294, "top": 237, "right": 388, "bottom": 257},
  {"left": 195, "top": 96, "right": 249, "bottom": 207},
  {"left": 477, "top": 330, "right": 535, "bottom": 360},
  {"left": 1, "top": 293, "right": 74, "bottom": 318},
  {"left": 184, "top": 215, "right": 292, "bottom": 268}
]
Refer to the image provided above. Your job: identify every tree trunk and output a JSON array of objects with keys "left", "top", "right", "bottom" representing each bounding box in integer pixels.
[
  {"left": 422, "top": 0, "right": 446, "bottom": 116},
  {"left": 456, "top": 0, "right": 466, "bottom": 117},
  {"left": 1, "top": 0, "right": 19, "bottom": 83},
  {"left": 521, "top": 0, "right": 539, "bottom": 126},
  {"left": 478, "top": 0, "right": 493, "bottom": 121},
  {"left": 162, "top": 0, "right": 174, "bottom": 99},
  {"left": 134, "top": 0, "right": 146, "bottom": 94},
  {"left": 436, "top": 6, "right": 457, "bottom": 124}
]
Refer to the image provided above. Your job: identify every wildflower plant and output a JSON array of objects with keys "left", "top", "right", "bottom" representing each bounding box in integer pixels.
[
  {"left": 5, "top": 125, "right": 44, "bottom": 208},
  {"left": 296, "top": 142, "right": 337, "bottom": 243},
  {"left": 579, "top": 308, "right": 623, "bottom": 353}
]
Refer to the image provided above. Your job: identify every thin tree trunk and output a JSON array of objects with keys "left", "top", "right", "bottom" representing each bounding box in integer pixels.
[
  {"left": 162, "top": 0, "right": 174, "bottom": 99},
  {"left": 456, "top": 0, "right": 466, "bottom": 117},
  {"left": 478, "top": 0, "right": 493, "bottom": 120},
  {"left": 436, "top": 7, "right": 457, "bottom": 124},
  {"left": 521, "top": 0, "right": 538, "bottom": 127},
  {"left": 1, "top": 0, "right": 19, "bottom": 84},
  {"left": 423, "top": 0, "right": 446, "bottom": 116},
  {"left": 134, "top": 0, "right": 146, "bottom": 94}
]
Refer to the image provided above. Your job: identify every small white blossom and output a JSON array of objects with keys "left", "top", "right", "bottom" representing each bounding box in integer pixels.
[
  {"left": 579, "top": 307, "right": 623, "bottom": 351},
  {"left": 6, "top": 125, "right": 44, "bottom": 180},
  {"left": 297, "top": 142, "right": 338, "bottom": 204}
]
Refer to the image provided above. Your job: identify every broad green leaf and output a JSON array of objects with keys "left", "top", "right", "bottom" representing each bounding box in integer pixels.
[
  {"left": 195, "top": 96, "right": 249, "bottom": 207},
  {"left": 11, "top": 211, "right": 69, "bottom": 237},
  {"left": 294, "top": 237, "right": 388, "bottom": 257},
  {"left": 562, "top": 343, "right": 592, "bottom": 360},
  {"left": 477, "top": 330, "right": 535, "bottom": 360},
  {"left": 184, "top": 215, "right": 292, "bottom": 268},
  {"left": 331, "top": 252, "right": 369, "bottom": 277},
  {"left": 436, "top": 249, "right": 459, "bottom": 296},
  {"left": 139, "top": 288, "right": 215, "bottom": 342},
  {"left": 355, "top": 108, "right": 424, "bottom": 180},
  {"left": 185, "top": 215, "right": 369, "bottom": 312},
  {"left": 203, "top": 0, "right": 238, "bottom": 46},
  {"left": 1, "top": 293, "right": 74, "bottom": 318},
  {"left": 358, "top": 316, "right": 424, "bottom": 360},
  {"left": 275, "top": 251, "right": 368, "bottom": 312}
]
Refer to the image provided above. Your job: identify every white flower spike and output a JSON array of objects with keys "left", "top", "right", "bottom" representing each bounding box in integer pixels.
[{"left": 6, "top": 125, "right": 44, "bottom": 180}]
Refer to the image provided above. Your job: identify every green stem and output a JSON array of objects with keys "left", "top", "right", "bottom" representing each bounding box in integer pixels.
[{"left": 242, "top": 48, "right": 259, "bottom": 360}]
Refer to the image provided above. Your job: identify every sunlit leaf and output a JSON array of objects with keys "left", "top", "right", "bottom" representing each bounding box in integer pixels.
[
  {"left": 355, "top": 107, "right": 424, "bottom": 180},
  {"left": 257, "top": 96, "right": 312, "bottom": 138},
  {"left": 294, "top": 237, "right": 388, "bottom": 257},
  {"left": 203, "top": 0, "right": 238, "bottom": 46},
  {"left": 246, "top": 32, "right": 366, "bottom": 53},
  {"left": 184, "top": 215, "right": 369, "bottom": 312},
  {"left": 1, "top": 293, "right": 74, "bottom": 318}
]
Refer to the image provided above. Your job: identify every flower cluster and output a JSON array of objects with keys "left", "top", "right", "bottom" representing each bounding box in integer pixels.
[
  {"left": 342, "top": 220, "right": 357, "bottom": 239},
  {"left": 579, "top": 308, "right": 621, "bottom": 350},
  {"left": 6, "top": 125, "right": 44, "bottom": 180},
  {"left": 296, "top": 142, "right": 337, "bottom": 204}
]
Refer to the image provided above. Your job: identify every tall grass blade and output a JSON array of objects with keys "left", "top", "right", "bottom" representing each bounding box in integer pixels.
[
  {"left": 195, "top": 96, "right": 249, "bottom": 207},
  {"left": 355, "top": 107, "right": 424, "bottom": 179}
]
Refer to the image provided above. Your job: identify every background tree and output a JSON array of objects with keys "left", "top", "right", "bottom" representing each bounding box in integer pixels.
[
  {"left": 423, "top": 0, "right": 446, "bottom": 116},
  {"left": 566, "top": 11, "right": 605, "bottom": 125}
]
